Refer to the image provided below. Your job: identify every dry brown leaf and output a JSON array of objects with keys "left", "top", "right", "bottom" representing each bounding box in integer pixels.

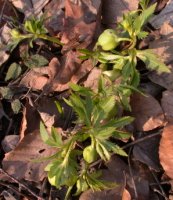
[
  {"left": 9, "top": 0, "right": 50, "bottom": 17},
  {"left": 84, "top": 68, "right": 101, "bottom": 91},
  {"left": 20, "top": 57, "right": 60, "bottom": 91},
  {"left": 161, "top": 90, "right": 173, "bottom": 122},
  {"left": 19, "top": 100, "right": 41, "bottom": 140},
  {"left": 130, "top": 93, "right": 165, "bottom": 131},
  {"left": 122, "top": 189, "right": 131, "bottom": 200},
  {"left": 150, "top": 0, "right": 173, "bottom": 28},
  {"left": 102, "top": 0, "right": 138, "bottom": 27},
  {"left": 44, "top": 0, "right": 65, "bottom": 35},
  {"left": 20, "top": 53, "right": 94, "bottom": 92},
  {"left": 149, "top": 23, "right": 173, "bottom": 90},
  {"left": 1, "top": 130, "right": 56, "bottom": 182},
  {"left": 61, "top": 0, "right": 101, "bottom": 51},
  {"left": 133, "top": 133, "right": 161, "bottom": 171},
  {"left": 159, "top": 123, "right": 173, "bottom": 179}
]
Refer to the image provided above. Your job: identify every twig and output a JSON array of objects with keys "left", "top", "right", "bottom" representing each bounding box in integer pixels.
[
  {"left": 0, "top": 0, "right": 7, "bottom": 24},
  {"left": 128, "top": 147, "right": 138, "bottom": 199},
  {"left": 122, "top": 131, "right": 162, "bottom": 149},
  {"left": 153, "top": 188, "right": 169, "bottom": 200},
  {"left": 150, "top": 168, "right": 168, "bottom": 199},
  {"left": 0, "top": 168, "right": 42, "bottom": 200},
  {"left": 0, "top": 181, "right": 30, "bottom": 199}
]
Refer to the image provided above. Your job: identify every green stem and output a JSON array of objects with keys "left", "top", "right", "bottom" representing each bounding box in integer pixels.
[{"left": 64, "top": 186, "right": 73, "bottom": 200}]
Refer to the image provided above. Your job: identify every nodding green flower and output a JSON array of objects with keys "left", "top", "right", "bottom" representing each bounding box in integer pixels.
[{"left": 97, "top": 29, "right": 119, "bottom": 51}]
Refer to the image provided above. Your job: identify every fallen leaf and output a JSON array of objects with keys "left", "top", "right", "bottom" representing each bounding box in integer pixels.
[
  {"left": 133, "top": 132, "right": 161, "bottom": 171},
  {"left": 84, "top": 68, "right": 101, "bottom": 91},
  {"left": 149, "top": 23, "right": 173, "bottom": 90},
  {"left": 44, "top": 0, "right": 65, "bottom": 35},
  {"left": 150, "top": 0, "right": 173, "bottom": 28},
  {"left": 102, "top": 0, "right": 138, "bottom": 27},
  {"left": 161, "top": 90, "right": 173, "bottom": 122},
  {"left": 20, "top": 57, "right": 59, "bottom": 91},
  {"left": 122, "top": 189, "right": 131, "bottom": 200},
  {"left": 10, "top": 0, "right": 50, "bottom": 17},
  {"left": 130, "top": 93, "right": 165, "bottom": 131},
  {"left": 61, "top": 0, "right": 101, "bottom": 51},
  {"left": 1, "top": 130, "right": 56, "bottom": 182},
  {"left": 159, "top": 123, "right": 173, "bottom": 179}
]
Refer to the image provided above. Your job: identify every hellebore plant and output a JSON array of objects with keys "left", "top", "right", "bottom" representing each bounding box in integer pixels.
[
  {"left": 39, "top": 0, "right": 170, "bottom": 199},
  {"left": 9, "top": 16, "right": 62, "bottom": 52}
]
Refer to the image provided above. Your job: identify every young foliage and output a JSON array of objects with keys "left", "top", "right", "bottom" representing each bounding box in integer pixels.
[
  {"left": 40, "top": 83, "right": 133, "bottom": 198},
  {"left": 8, "top": 16, "right": 62, "bottom": 52}
]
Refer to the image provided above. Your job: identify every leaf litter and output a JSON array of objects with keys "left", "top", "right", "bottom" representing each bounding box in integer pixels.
[{"left": 0, "top": 0, "right": 173, "bottom": 199}]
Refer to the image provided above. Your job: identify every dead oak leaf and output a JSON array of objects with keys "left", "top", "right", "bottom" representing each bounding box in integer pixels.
[
  {"left": 1, "top": 130, "right": 56, "bottom": 182},
  {"left": 130, "top": 93, "right": 165, "bottom": 131},
  {"left": 159, "top": 123, "right": 173, "bottom": 179},
  {"left": 61, "top": 0, "right": 101, "bottom": 51}
]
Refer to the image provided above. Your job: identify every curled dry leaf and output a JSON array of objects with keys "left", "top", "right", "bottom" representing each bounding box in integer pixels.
[
  {"left": 130, "top": 93, "right": 165, "bottom": 131},
  {"left": 1, "top": 130, "right": 56, "bottom": 182},
  {"left": 20, "top": 52, "right": 94, "bottom": 92},
  {"left": 159, "top": 123, "right": 173, "bottom": 179}
]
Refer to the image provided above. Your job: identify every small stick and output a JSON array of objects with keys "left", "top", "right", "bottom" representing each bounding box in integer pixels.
[
  {"left": 0, "top": 0, "right": 7, "bottom": 24},
  {"left": 150, "top": 168, "right": 167, "bottom": 199},
  {"left": 0, "top": 168, "right": 42, "bottom": 200},
  {"left": 153, "top": 188, "right": 169, "bottom": 200},
  {"left": 128, "top": 147, "right": 138, "bottom": 199},
  {"left": 122, "top": 131, "right": 162, "bottom": 150},
  {"left": 0, "top": 181, "right": 30, "bottom": 199}
]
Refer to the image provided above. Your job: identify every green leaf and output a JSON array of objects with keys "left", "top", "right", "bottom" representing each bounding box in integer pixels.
[
  {"left": 51, "top": 127, "right": 63, "bottom": 146},
  {"left": 24, "top": 54, "right": 49, "bottom": 68},
  {"left": 11, "top": 99, "right": 21, "bottom": 114},
  {"left": 112, "top": 130, "right": 131, "bottom": 139},
  {"left": 0, "top": 87, "right": 13, "bottom": 99},
  {"left": 5, "top": 63, "right": 22, "bottom": 81},
  {"left": 101, "top": 116, "right": 134, "bottom": 129},
  {"left": 134, "top": 3, "right": 156, "bottom": 34},
  {"left": 55, "top": 101, "right": 64, "bottom": 115},
  {"left": 139, "top": 0, "right": 150, "bottom": 10},
  {"left": 137, "top": 31, "right": 148, "bottom": 39},
  {"left": 40, "top": 122, "right": 49, "bottom": 143},
  {"left": 94, "top": 127, "right": 116, "bottom": 139},
  {"left": 137, "top": 50, "right": 170, "bottom": 74}
]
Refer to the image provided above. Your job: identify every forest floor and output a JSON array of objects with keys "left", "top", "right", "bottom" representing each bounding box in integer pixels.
[{"left": 0, "top": 0, "right": 173, "bottom": 200}]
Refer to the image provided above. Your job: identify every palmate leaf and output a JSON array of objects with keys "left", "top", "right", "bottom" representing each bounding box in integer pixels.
[
  {"left": 101, "top": 140, "right": 128, "bottom": 156},
  {"left": 65, "top": 93, "right": 91, "bottom": 126},
  {"left": 134, "top": 3, "right": 156, "bottom": 34},
  {"left": 137, "top": 49, "right": 170, "bottom": 74},
  {"left": 85, "top": 171, "right": 116, "bottom": 191},
  {"left": 40, "top": 122, "right": 63, "bottom": 147},
  {"left": 101, "top": 116, "right": 134, "bottom": 129},
  {"left": 47, "top": 160, "right": 77, "bottom": 188}
]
